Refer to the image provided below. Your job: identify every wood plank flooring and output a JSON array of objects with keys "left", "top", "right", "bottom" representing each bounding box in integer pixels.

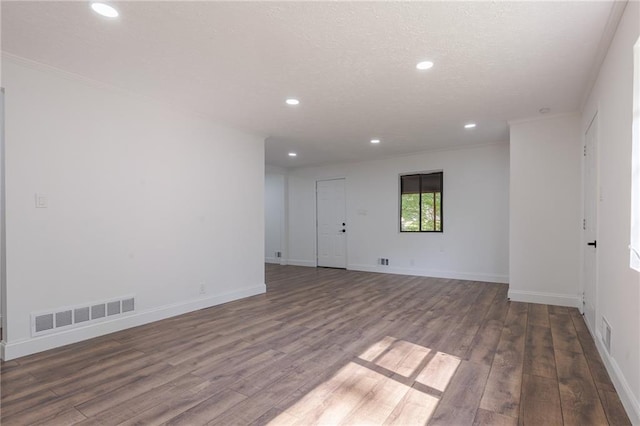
[{"left": 0, "top": 265, "right": 630, "bottom": 425}]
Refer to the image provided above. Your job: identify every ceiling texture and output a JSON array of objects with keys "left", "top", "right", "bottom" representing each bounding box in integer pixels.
[{"left": 2, "top": 1, "right": 617, "bottom": 168}]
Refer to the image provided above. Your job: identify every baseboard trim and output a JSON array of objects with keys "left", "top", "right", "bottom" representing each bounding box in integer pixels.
[
  {"left": 507, "top": 289, "right": 581, "bottom": 308},
  {"left": 285, "top": 259, "right": 317, "bottom": 267},
  {"left": 348, "top": 264, "right": 508, "bottom": 283},
  {"left": 265, "top": 257, "right": 280, "bottom": 264},
  {"left": 585, "top": 314, "right": 640, "bottom": 424},
  {"left": 1, "top": 284, "right": 266, "bottom": 361}
]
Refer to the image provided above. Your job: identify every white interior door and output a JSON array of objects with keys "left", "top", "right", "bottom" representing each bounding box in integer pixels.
[
  {"left": 317, "top": 179, "right": 346, "bottom": 268},
  {"left": 583, "top": 114, "right": 598, "bottom": 331}
]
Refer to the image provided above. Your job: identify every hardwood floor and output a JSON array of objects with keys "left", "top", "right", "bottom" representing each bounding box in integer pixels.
[{"left": 0, "top": 265, "right": 630, "bottom": 425}]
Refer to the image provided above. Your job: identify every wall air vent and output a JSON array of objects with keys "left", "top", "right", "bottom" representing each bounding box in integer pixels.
[
  {"left": 91, "top": 304, "right": 106, "bottom": 320},
  {"left": 55, "top": 310, "right": 73, "bottom": 328},
  {"left": 31, "top": 295, "right": 136, "bottom": 337},
  {"left": 122, "top": 298, "right": 135, "bottom": 313},
  {"left": 602, "top": 316, "right": 612, "bottom": 353},
  {"left": 74, "top": 307, "right": 90, "bottom": 323},
  {"left": 34, "top": 313, "right": 54, "bottom": 333},
  {"left": 107, "top": 301, "right": 121, "bottom": 316}
]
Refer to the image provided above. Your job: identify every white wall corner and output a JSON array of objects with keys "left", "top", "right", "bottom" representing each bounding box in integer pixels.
[
  {"left": 1, "top": 284, "right": 266, "bottom": 361},
  {"left": 265, "top": 164, "right": 288, "bottom": 175},
  {"left": 507, "top": 289, "right": 582, "bottom": 308}
]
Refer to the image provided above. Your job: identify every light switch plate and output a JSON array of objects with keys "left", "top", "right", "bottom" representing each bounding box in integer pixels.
[{"left": 35, "top": 193, "right": 48, "bottom": 208}]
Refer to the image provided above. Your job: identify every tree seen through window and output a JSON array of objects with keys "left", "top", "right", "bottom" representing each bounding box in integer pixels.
[{"left": 400, "top": 172, "right": 442, "bottom": 232}]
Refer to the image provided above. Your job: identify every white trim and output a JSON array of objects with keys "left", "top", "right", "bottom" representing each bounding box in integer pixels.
[
  {"left": 507, "top": 112, "right": 580, "bottom": 127},
  {"left": 584, "top": 312, "right": 640, "bottom": 425},
  {"left": 285, "top": 259, "right": 317, "bottom": 267},
  {"left": 265, "top": 257, "right": 280, "bottom": 264},
  {"left": 1, "top": 285, "right": 266, "bottom": 361},
  {"left": 288, "top": 141, "right": 508, "bottom": 172},
  {"left": 507, "top": 289, "right": 581, "bottom": 308},
  {"left": 348, "top": 264, "right": 508, "bottom": 284}
]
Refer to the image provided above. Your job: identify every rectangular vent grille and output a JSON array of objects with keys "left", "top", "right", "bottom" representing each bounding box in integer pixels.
[
  {"left": 74, "top": 307, "right": 90, "bottom": 323},
  {"left": 107, "top": 301, "right": 121, "bottom": 316},
  {"left": 35, "top": 313, "right": 54, "bottom": 333},
  {"left": 56, "top": 310, "right": 73, "bottom": 328},
  {"left": 602, "top": 317, "right": 612, "bottom": 353},
  {"left": 31, "top": 295, "right": 136, "bottom": 337},
  {"left": 91, "top": 304, "right": 106, "bottom": 320},
  {"left": 122, "top": 298, "right": 135, "bottom": 313}
]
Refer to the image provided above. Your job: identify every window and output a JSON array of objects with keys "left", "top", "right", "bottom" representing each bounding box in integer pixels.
[{"left": 400, "top": 172, "right": 443, "bottom": 232}]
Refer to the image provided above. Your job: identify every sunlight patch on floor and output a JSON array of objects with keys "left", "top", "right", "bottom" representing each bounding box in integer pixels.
[
  {"left": 415, "top": 351, "right": 460, "bottom": 392},
  {"left": 268, "top": 336, "right": 460, "bottom": 425}
]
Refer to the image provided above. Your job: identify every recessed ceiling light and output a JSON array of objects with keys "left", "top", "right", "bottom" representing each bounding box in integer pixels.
[
  {"left": 464, "top": 123, "right": 477, "bottom": 129},
  {"left": 91, "top": 2, "right": 119, "bottom": 18},
  {"left": 539, "top": 107, "right": 551, "bottom": 114},
  {"left": 370, "top": 139, "right": 381, "bottom": 144},
  {"left": 288, "top": 152, "right": 297, "bottom": 157},
  {"left": 286, "top": 99, "right": 300, "bottom": 106},
  {"left": 416, "top": 61, "right": 434, "bottom": 70}
]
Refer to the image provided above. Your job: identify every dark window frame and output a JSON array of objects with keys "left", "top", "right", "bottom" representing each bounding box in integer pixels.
[{"left": 399, "top": 171, "right": 443, "bottom": 233}]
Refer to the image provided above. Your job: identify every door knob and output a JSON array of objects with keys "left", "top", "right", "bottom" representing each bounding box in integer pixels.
[
  {"left": 341, "top": 229, "right": 346, "bottom": 233},
  {"left": 587, "top": 240, "right": 597, "bottom": 247}
]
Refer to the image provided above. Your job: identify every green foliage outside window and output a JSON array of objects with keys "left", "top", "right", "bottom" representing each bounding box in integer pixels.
[{"left": 400, "top": 173, "right": 442, "bottom": 232}]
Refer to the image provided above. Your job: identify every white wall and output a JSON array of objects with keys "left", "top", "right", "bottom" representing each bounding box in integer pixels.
[
  {"left": 285, "top": 143, "right": 510, "bottom": 282},
  {"left": 1, "top": 87, "right": 5, "bottom": 328},
  {"left": 265, "top": 171, "right": 285, "bottom": 263},
  {"left": 286, "top": 173, "right": 320, "bottom": 267},
  {"left": 508, "top": 114, "right": 582, "bottom": 307},
  {"left": 1, "top": 56, "right": 266, "bottom": 360},
  {"left": 581, "top": 1, "right": 640, "bottom": 421}
]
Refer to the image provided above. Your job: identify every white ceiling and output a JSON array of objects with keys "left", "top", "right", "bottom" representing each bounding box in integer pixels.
[{"left": 2, "top": 1, "right": 615, "bottom": 168}]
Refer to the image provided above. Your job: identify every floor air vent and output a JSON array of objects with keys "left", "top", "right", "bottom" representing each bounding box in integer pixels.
[{"left": 31, "top": 295, "right": 136, "bottom": 337}]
